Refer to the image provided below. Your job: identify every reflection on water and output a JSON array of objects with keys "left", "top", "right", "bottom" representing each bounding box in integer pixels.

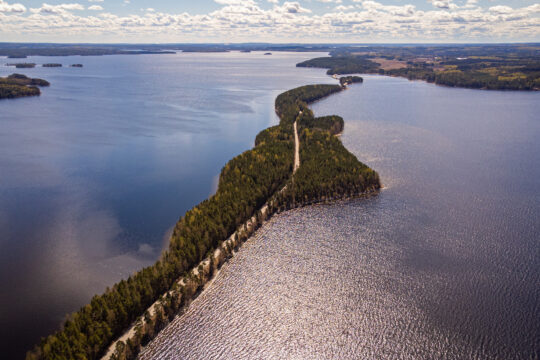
[
  {"left": 140, "top": 76, "right": 540, "bottom": 359},
  {"left": 0, "top": 52, "right": 335, "bottom": 357}
]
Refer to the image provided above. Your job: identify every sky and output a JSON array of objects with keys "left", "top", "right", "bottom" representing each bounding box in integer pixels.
[{"left": 0, "top": 0, "right": 538, "bottom": 43}]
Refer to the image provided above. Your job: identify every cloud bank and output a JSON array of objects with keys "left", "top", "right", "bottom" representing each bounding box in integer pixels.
[{"left": 0, "top": 0, "right": 538, "bottom": 42}]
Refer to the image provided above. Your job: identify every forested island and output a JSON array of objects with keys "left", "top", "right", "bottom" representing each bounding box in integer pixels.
[
  {"left": 26, "top": 78, "right": 379, "bottom": 360},
  {"left": 6, "top": 63, "right": 36, "bottom": 68},
  {"left": 340, "top": 76, "right": 363, "bottom": 87},
  {"left": 297, "top": 45, "right": 540, "bottom": 91},
  {"left": 0, "top": 74, "right": 50, "bottom": 99},
  {"left": 43, "top": 63, "right": 62, "bottom": 67}
]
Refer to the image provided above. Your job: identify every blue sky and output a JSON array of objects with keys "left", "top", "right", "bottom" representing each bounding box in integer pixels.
[{"left": 0, "top": 0, "right": 539, "bottom": 42}]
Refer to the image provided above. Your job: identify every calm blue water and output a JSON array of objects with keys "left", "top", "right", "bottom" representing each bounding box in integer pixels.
[
  {"left": 0, "top": 52, "right": 334, "bottom": 358},
  {"left": 140, "top": 76, "right": 540, "bottom": 359}
]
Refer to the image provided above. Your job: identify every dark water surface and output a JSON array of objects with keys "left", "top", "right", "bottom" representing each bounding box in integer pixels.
[
  {"left": 140, "top": 76, "right": 540, "bottom": 359},
  {"left": 0, "top": 52, "right": 334, "bottom": 358}
]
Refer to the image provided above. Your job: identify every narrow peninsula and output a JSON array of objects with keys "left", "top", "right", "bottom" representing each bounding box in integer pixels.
[{"left": 26, "top": 79, "right": 379, "bottom": 360}]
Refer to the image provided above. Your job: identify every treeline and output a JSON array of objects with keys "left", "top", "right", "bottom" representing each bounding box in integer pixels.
[
  {"left": 297, "top": 56, "right": 379, "bottom": 75},
  {"left": 386, "top": 67, "right": 540, "bottom": 91},
  {"left": 5, "top": 73, "right": 51, "bottom": 87},
  {"left": 273, "top": 129, "right": 379, "bottom": 209},
  {"left": 299, "top": 114, "right": 344, "bottom": 135},
  {"left": 0, "top": 74, "right": 49, "bottom": 99},
  {"left": 26, "top": 81, "right": 380, "bottom": 360}
]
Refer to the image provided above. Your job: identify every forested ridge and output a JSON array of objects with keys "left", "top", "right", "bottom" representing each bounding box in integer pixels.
[{"left": 27, "top": 80, "right": 379, "bottom": 360}]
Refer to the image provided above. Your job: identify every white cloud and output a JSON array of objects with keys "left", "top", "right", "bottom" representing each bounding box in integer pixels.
[
  {"left": 88, "top": 0, "right": 103, "bottom": 2},
  {"left": 488, "top": 5, "right": 513, "bottom": 14},
  {"left": 30, "top": 3, "right": 85, "bottom": 14},
  {"left": 335, "top": 5, "right": 354, "bottom": 11},
  {"left": 524, "top": 4, "right": 540, "bottom": 13},
  {"left": 88, "top": 5, "right": 102, "bottom": 10},
  {"left": 429, "top": 0, "right": 451, "bottom": 9},
  {"left": 278, "top": 1, "right": 311, "bottom": 13},
  {"left": 0, "top": 0, "right": 26, "bottom": 13}
]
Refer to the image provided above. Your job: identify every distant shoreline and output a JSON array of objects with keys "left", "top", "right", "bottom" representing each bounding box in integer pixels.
[{"left": 296, "top": 47, "right": 540, "bottom": 91}]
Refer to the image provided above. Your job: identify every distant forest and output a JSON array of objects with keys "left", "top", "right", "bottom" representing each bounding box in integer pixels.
[
  {"left": 0, "top": 42, "right": 334, "bottom": 57},
  {"left": 297, "top": 45, "right": 540, "bottom": 91}
]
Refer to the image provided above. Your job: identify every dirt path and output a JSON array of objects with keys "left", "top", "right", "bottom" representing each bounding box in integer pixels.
[{"left": 293, "top": 121, "right": 300, "bottom": 173}]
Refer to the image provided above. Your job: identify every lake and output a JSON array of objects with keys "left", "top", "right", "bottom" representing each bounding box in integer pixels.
[
  {"left": 139, "top": 76, "right": 540, "bottom": 359},
  {"left": 0, "top": 52, "right": 335, "bottom": 358}
]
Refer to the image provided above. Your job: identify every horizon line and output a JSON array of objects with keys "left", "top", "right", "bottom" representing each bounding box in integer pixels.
[{"left": 1, "top": 41, "right": 539, "bottom": 46}]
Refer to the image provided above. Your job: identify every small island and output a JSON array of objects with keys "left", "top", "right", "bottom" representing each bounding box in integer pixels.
[
  {"left": 42, "top": 63, "right": 62, "bottom": 67},
  {"left": 340, "top": 76, "right": 363, "bottom": 87},
  {"left": 0, "top": 74, "right": 50, "bottom": 99},
  {"left": 264, "top": 52, "right": 272, "bottom": 55},
  {"left": 70, "top": 64, "right": 83, "bottom": 67},
  {"left": 6, "top": 63, "right": 36, "bottom": 68}
]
